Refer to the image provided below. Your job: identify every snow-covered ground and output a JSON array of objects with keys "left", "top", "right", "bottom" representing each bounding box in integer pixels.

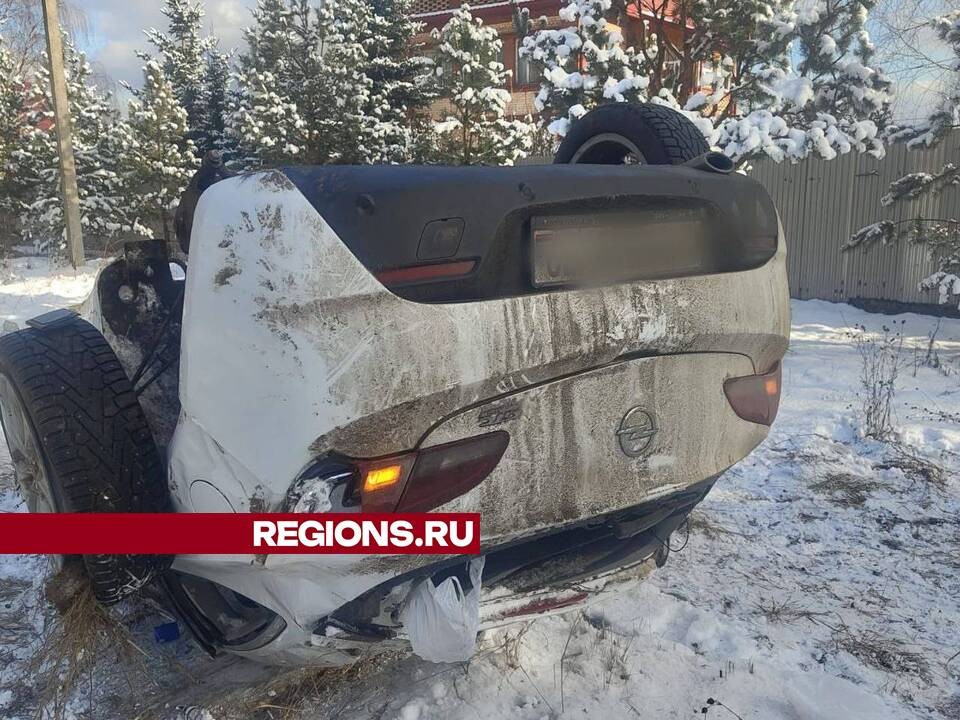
[
  {"left": 0, "top": 258, "right": 958, "bottom": 719},
  {"left": 0, "top": 257, "right": 103, "bottom": 327}
]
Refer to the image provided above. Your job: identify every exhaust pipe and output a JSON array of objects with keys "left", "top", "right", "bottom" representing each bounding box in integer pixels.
[{"left": 684, "top": 151, "right": 735, "bottom": 175}]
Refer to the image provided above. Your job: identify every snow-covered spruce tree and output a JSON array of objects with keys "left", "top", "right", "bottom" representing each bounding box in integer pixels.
[
  {"left": 845, "top": 10, "right": 960, "bottom": 308},
  {"left": 230, "top": 0, "right": 374, "bottom": 166},
  {"left": 13, "top": 34, "right": 133, "bottom": 256},
  {"left": 513, "top": 0, "right": 892, "bottom": 165},
  {"left": 228, "top": 67, "right": 306, "bottom": 166},
  {"left": 124, "top": 60, "right": 199, "bottom": 242},
  {"left": 362, "top": 0, "right": 434, "bottom": 163},
  {"left": 197, "top": 49, "right": 233, "bottom": 155},
  {"left": 680, "top": 0, "right": 892, "bottom": 163},
  {"left": 319, "top": 0, "right": 376, "bottom": 164},
  {"left": 141, "top": 0, "right": 218, "bottom": 152},
  {"left": 229, "top": 0, "right": 305, "bottom": 166},
  {"left": 512, "top": 0, "right": 651, "bottom": 137},
  {"left": 0, "top": 30, "right": 31, "bottom": 245},
  {"left": 428, "top": 5, "right": 531, "bottom": 165}
]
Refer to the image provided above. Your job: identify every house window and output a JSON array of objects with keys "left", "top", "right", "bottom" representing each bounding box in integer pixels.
[
  {"left": 662, "top": 42, "right": 683, "bottom": 93},
  {"left": 427, "top": 49, "right": 454, "bottom": 80},
  {"left": 515, "top": 41, "right": 536, "bottom": 85}
]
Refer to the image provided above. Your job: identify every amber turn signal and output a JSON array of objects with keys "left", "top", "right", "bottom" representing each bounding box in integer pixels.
[{"left": 362, "top": 464, "right": 403, "bottom": 492}]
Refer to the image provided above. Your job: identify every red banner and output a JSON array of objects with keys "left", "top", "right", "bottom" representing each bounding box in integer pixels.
[{"left": 0, "top": 513, "right": 480, "bottom": 554}]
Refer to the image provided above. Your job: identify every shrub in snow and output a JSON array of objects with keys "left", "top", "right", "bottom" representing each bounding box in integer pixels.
[
  {"left": 124, "top": 61, "right": 199, "bottom": 242},
  {"left": 12, "top": 34, "right": 134, "bottom": 257},
  {"left": 849, "top": 322, "right": 905, "bottom": 441},
  {"left": 847, "top": 10, "right": 960, "bottom": 309},
  {"left": 427, "top": 5, "right": 532, "bottom": 165}
]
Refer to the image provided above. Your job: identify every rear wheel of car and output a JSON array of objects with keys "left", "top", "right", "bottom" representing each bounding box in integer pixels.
[
  {"left": 0, "top": 313, "right": 171, "bottom": 605},
  {"left": 554, "top": 102, "right": 709, "bottom": 165}
]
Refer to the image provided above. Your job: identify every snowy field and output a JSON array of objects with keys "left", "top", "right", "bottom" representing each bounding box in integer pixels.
[{"left": 0, "top": 257, "right": 958, "bottom": 720}]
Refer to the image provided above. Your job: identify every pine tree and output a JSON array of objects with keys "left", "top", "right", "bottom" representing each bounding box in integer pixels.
[
  {"left": 237, "top": 0, "right": 291, "bottom": 78},
  {"left": 13, "top": 34, "right": 133, "bottom": 256},
  {"left": 512, "top": 0, "right": 892, "bottom": 164},
  {"left": 686, "top": 0, "right": 891, "bottom": 163},
  {"left": 513, "top": 0, "right": 652, "bottom": 137},
  {"left": 228, "top": 67, "right": 307, "bottom": 166},
  {"left": 318, "top": 0, "right": 375, "bottom": 164},
  {"left": 0, "top": 31, "right": 30, "bottom": 243},
  {"left": 429, "top": 5, "right": 531, "bottom": 165},
  {"left": 362, "top": 0, "right": 434, "bottom": 163},
  {"left": 230, "top": 0, "right": 329, "bottom": 165},
  {"left": 230, "top": 0, "right": 376, "bottom": 166},
  {"left": 197, "top": 49, "right": 232, "bottom": 155},
  {"left": 124, "top": 60, "right": 199, "bottom": 242},
  {"left": 141, "top": 0, "right": 217, "bottom": 150}
]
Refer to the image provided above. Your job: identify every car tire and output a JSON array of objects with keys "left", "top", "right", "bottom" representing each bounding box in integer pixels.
[
  {"left": 554, "top": 102, "right": 709, "bottom": 165},
  {"left": 0, "top": 312, "right": 171, "bottom": 605}
]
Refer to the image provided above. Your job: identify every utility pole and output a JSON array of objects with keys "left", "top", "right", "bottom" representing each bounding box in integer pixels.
[{"left": 40, "top": 0, "right": 85, "bottom": 268}]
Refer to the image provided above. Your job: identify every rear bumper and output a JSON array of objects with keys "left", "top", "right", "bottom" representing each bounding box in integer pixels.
[{"left": 169, "top": 477, "right": 714, "bottom": 665}]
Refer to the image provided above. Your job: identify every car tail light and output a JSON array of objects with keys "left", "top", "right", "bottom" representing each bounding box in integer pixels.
[
  {"left": 354, "top": 454, "right": 417, "bottom": 513},
  {"left": 375, "top": 260, "right": 476, "bottom": 287},
  {"left": 723, "top": 362, "right": 782, "bottom": 426},
  {"left": 354, "top": 432, "right": 509, "bottom": 513}
]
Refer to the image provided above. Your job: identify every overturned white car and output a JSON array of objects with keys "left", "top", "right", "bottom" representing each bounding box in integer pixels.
[{"left": 0, "top": 104, "right": 789, "bottom": 665}]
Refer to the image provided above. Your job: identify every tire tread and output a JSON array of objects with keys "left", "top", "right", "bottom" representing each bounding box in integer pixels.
[{"left": 0, "top": 316, "right": 170, "bottom": 604}]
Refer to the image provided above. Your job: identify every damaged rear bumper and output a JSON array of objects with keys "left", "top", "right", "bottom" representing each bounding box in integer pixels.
[{"left": 166, "top": 477, "right": 713, "bottom": 665}]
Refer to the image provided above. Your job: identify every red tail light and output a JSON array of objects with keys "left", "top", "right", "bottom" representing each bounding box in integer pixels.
[
  {"left": 354, "top": 432, "right": 509, "bottom": 512},
  {"left": 723, "top": 361, "right": 782, "bottom": 426},
  {"left": 375, "top": 260, "right": 476, "bottom": 287}
]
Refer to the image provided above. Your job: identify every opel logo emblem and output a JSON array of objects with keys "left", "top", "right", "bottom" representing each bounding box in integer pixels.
[{"left": 616, "top": 407, "right": 657, "bottom": 457}]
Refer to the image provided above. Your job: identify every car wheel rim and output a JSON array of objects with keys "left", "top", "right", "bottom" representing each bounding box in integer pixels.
[
  {"left": 0, "top": 373, "right": 63, "bottom": 570},
  {"left": 569, "top": 133, "right": 647, "bottom": 165}
]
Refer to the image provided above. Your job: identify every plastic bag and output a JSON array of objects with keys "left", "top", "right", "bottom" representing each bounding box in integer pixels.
[{"left": 400, "top": 556, "right": 485, "bottom": 663}]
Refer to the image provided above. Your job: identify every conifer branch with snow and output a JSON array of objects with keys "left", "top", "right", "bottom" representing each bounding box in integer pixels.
[
  {"left": 512, "top": 0, "right": 892, "bottom": 164},
  {"left": 428, "top": 4, "right": 532, "bottom": 165},
  {"left": 123, "top": 60, "right": 199, "bottom": 242},
  {"left": 11, "top": 33, "right": 134, "bottom": 256},
  {"left": 847, "top": 9, "right": 960, "bottom": 308}
]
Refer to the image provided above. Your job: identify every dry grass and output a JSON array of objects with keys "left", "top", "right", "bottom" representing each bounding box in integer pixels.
[
  {"left": 688, "top": 511, "right": 752, "bottom": 540},
  {"left": 823, "top": 625, "right": 932, "bottom": 683},
  {"left": 751, "top": 596, "right": 826, "bottom": 625},
  {"left": 875, "top": 441, "right": 947, "bottom": 492},
  {"left": 25, "top": 563, "right": 158, "bottom": 720},
  {"left": 215, "top": 668, "right": 330, "bottom": 720},
  {"left": 809, "top": 472, "right": 880, "bottom": 507},
  {"left": 207, "top": 652, "right": 397, "bottom": 720}
]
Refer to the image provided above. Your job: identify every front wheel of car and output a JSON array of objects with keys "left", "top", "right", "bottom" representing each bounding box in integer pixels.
[
  {"left": 0, "top": 312, "right": 171, "bottom": 605},
  {"left": 554, "top": 102, "right": 710, "bottom": 165}
]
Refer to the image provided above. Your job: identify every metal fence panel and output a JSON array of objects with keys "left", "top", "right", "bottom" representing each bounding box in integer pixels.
[{"left": 752, "top": 129, "right": 960, "bottom": 307}]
